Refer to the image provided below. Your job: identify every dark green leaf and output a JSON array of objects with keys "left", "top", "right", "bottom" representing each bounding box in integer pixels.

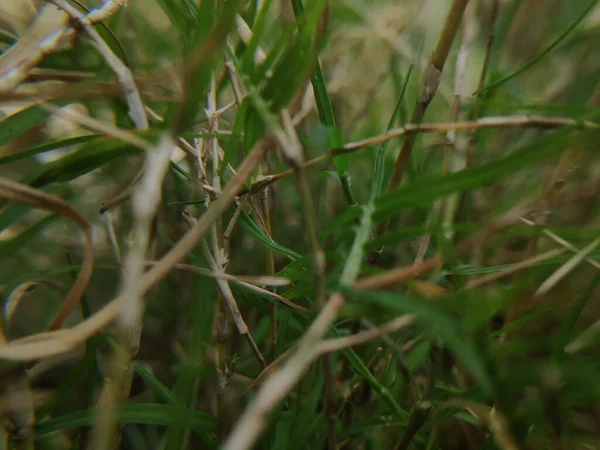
[
  {"left": 34, "top": 404, "right": 218, "bottom": 438},
  {"left": 344, "top": 287, "right": 493, "bottom": 395}
]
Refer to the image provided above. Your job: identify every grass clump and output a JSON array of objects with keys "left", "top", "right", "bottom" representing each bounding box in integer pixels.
[{"left": 0, "top": 0, "right": 600, "bottom": 449}]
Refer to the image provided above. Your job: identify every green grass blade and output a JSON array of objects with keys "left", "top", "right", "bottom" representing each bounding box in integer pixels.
[
  {"left": 134, "top": 363, "right": 183, "bottom": 407},
  {"left": 343, "top": 287, "right": 493, "bottom": 395},
  {"left": 339, "top": 202, "right": 374, "bottom": 286},
  {"left": 374, "top": 128, "right": 584, "bottom": 222},
  {"left": 370, "top": 64, "right": 413, "bottom": 199},
  {"left": 290, "top": 0, "right": 356, "bottom": 205},
  {"left": 0, "top": 105, "right": 58, "bottom": 147},
  {"left": 0, "top": 135, "right": 100, "bottom": 166},
  {"left": 34, "top": 404, "right": 218, "bottom": 438},
  {"left": 239, "top": 211, "right": 302, "bottom": 261},
  {"left": 329, "top": 327, "right": 408, "bottom": 421},
  {"left": 26, "top": 138, "right": 141, "bottom": 188},
  {"left": 475, "top": 0, "right": 599, "bottom": 94}
]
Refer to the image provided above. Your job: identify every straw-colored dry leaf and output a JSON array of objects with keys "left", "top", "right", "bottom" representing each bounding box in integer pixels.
[
  {"left": 0, "top": 4, "right": 70, "bottom": 93},
  {"left": 4, "top": 280, "right": 63, "bottom": 325},
  {"left": 0, "top": 0, "right": 37, "bottom": 36}
]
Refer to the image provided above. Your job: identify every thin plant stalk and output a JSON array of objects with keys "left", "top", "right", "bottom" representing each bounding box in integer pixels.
[
  {"left": 205, "top": 74, "right": 229, "bottom": 427},
  {"left": 467, "top": 0, "right": 500, "bottom": 162},
  {"left": 439, "top": 1, "right": 475, "bottom": 255},
  {"left": 387, "top": 0, "right": 470, "bottom": 190},
  {"left": 242, "top": 114, "right": 597, "bottom": 195},
  {"left": 52, "top": 0, "right": 147, "bottom": 130},
  {"left": 379, "top": 0, "right": 470, "bottom": 238}
]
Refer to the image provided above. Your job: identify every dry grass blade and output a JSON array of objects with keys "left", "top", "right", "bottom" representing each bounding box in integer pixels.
[
  {"left": 40, "top": 102, "right": 151, "bottom": 150},
  {"left": 386, "top": 0, "right": 470, "bottom": 193},
  {"left": 244, "top": 345, "right": 297, "bottom": 393},
  {"left": 119, "top": 134, "right": 174, "bottom": 340},
  {"left": 84, "top": 0, "right": 127, "bottom": 25},
  {"left": 0, "top": 301, "right": 120, "bottom": 359},
  {"left": 52, "top": 0, "right": 148, "bottom": 130},
  {"left": 201, "top": 240, "right": 267, "bottom": 367},
  {"left": 520, "top": 217, "right": 600, "bottom": 271},
  {"left": 5, "top": 282, "right": 46, "bottom": 325},
  {"left": 340, "top": 116, "right": 597, "bottom": 153},
  {"left": 0, "top": 139, "right": 269, "bottom": 361},
  {"left": 0, "top": 177, "right": 93, "bottom": 332},
  {"left": 224, "top": 178, "right": 530, "bottom": 450},
  {"left": 316, "top": 315, "right": 416, "bottom": 355},
  {"left": 3, "top": 280, "right": 64, "bottom": 341},
  {"left": 234, "top": 279, "right": 309, "bottom": 313},
  {"left": 141, "top": 261, "right": 291, "bottom": 286},
  {"left": 566, "top": 318, "right": 600, "bottom": 354},
  {"left": 354, "top": 257, "right": 442, "bottom": 291},
  {"left": 437, "top": 400, "right": 519, "bottom": 450},
  {"left": 243, "top": 115, "right": 598, "bottom": 194},
  {"left": 533, "top": 238, "right": 600, "bottom": 297},
  {"left": 90, "top": 133, "right": 173, "bottom": 450},
  {"left": 466, "top": 248, "right": 566, "bottom": 290}
]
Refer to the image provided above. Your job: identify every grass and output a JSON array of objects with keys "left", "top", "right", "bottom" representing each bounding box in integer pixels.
[{"left": 0, "top": 0, "right": 600, "bottom": 449}]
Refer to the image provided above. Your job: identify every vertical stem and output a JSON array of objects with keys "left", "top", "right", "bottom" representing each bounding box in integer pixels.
[
  {"left": 379, "top": 0, "right": 470, "bottom": 238},
  {"left": 464, "top": 0, "right": 499, "bottom": 268},
  {"left": 206, "top": 74, "right": 230, "bottom": 432},
  {"left": 468, "top": 0, "right": 500, "bottom": 163},
  {"left": 440, "top": 1, "right": 475, "bottom": 254}
]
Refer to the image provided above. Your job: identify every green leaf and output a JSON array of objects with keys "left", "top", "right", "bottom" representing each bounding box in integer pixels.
[
  {"left": 35, "top": 346, "right": 95, "bottom": 419},
  {"left": 134, "top": 363, "right": 183, "bottom": 407},
  {"left": 262, "top": 0, "right": 327, "bottom": 113},
  {"left": 26, "top": 138, "right": 141, "bottom": 188},
  {"left": 239, "top": 0, "right": 275, "bottom": 81},
  {"left": 374, "top": 128, "right": 585, "bottom": 222},
  {"left": 161, "top": 273, "right": 218, "bottom": 450},
  {"left": 330, "top": 327, "right": 409, "bottom": 421},
  {"left": 554, "top": 271, "right": 600, "bottom": 358},
  {"left": 168, "top": 0, "right": 242, "bottom": 133},
  {"left": 0, "top": 105, "right": 56, "bottom": 147},
  {"left": 0, "top": 135, "right": 100, "bottom": 166},
  {"left": 290, "top": 0, "right": 357, "bottom": 208},
  {"left": 319, "top": 205, "right": 362, "bottom": 239},
  {"left": 154, "top": 0, "right": 196, "bottom": 42},
  {"left": 34, "top": 404, "right": 218, "bottom": 438},
  {"left": 344, "top": 287, "right": 493, "bottom": 395},
  {"left": 272, "top": 410, "right": 295, "bottom": 450},
  {"left": 475, "top": 0, "right": 599, "bottom": 94},
  {"left": 370, "top": 64, "right": 413, "bottom": 199},
  {"left": 287, "top": 372, "right": 325, "bottom": 450},
  {"left": 239, "top": 211, "right": 302, "bottom": 261}
]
